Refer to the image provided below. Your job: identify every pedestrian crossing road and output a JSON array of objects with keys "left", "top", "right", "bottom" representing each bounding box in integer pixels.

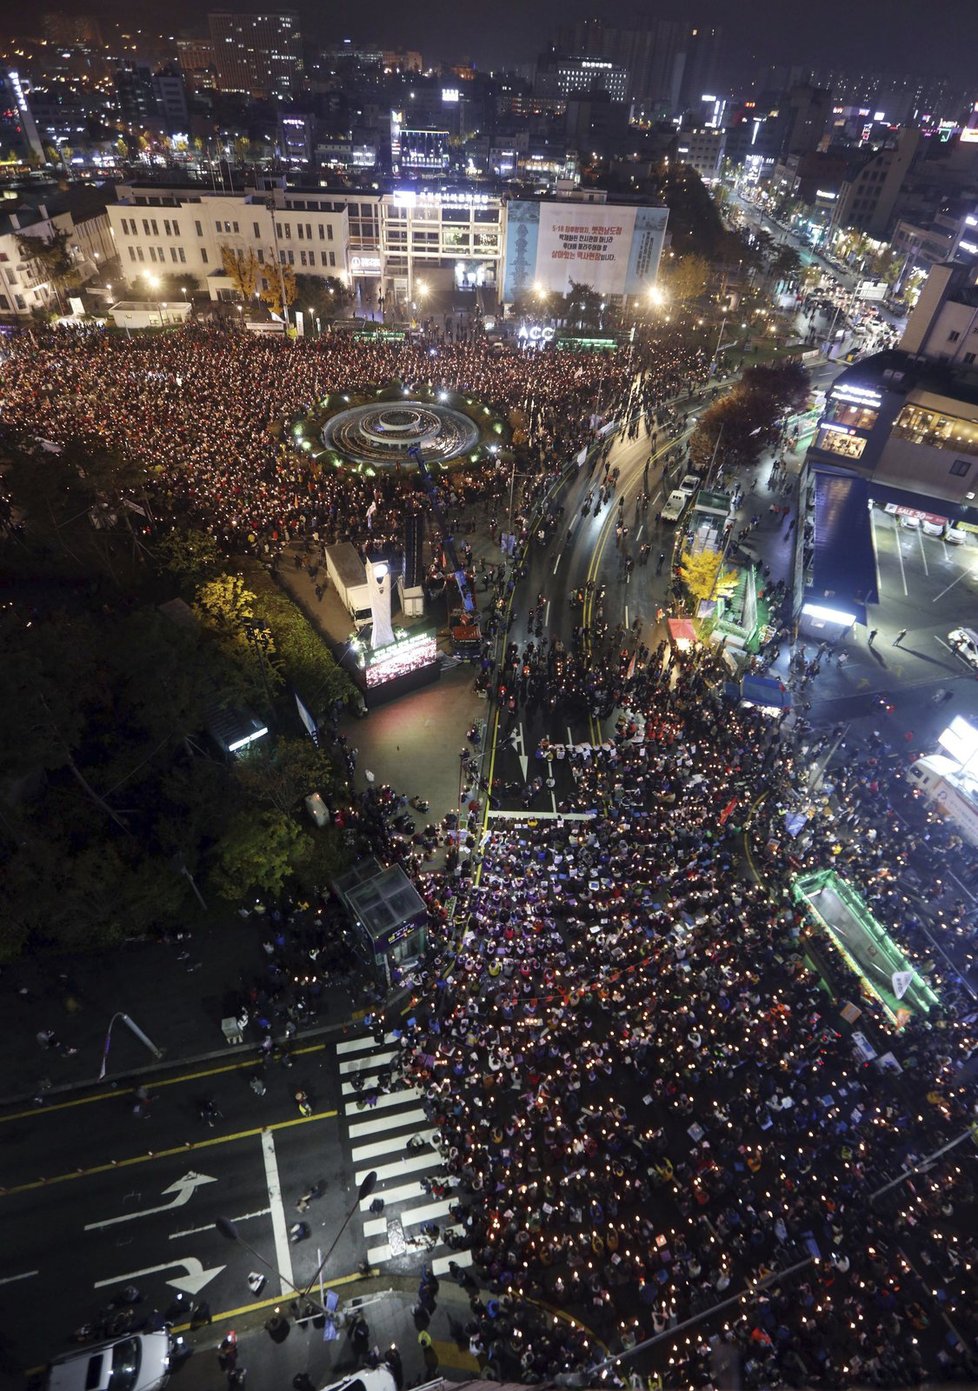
[{"left": 334, "top": 1031, "right": 473, "bottom": 1278}]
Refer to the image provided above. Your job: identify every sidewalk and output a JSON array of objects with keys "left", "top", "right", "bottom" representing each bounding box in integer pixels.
[
  {"left": 169, "top": 1277, "right": 483, "bottom": 1391},
  {"left": 1, "top": 914, "right": 375, "bottom": 1108}
]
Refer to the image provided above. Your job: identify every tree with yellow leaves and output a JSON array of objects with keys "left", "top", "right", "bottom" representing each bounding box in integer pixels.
[
  {"left": 259, "top": 259, "right": 297, "bottom": 318},
  {"left": 220, "top": 245, "right": 260, "bottom": 300},
  {"left": 678, "top": 548, "right": 738, "bottom": 607},
  {"left": 662, "top": 252, "right": 711, "bottom": 305}
]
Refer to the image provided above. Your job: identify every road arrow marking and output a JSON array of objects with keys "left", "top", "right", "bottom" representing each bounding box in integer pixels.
[
  {"left": 85, "top": 1172, "right": 217, "bottom": 1231},
  {"left": 95, "top": 1257, "right": 225, "bottom": 1295},
  {"left": 507, "top": 722, "right": 529, "bottom": 778}
]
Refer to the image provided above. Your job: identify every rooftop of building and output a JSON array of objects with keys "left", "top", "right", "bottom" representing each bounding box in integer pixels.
[{"left": 831, "top": 348, "right": 978, "bottom": 409}]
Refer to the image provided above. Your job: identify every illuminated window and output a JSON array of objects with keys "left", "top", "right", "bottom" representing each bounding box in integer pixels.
[
  {"left": 825, "top": 400, "right": 878, "bottom": 430},
  {"left": 893, "top": 403, "right": 978, "bottom": 458},
  {"left": 816, "top": 426, "right": 866, "bottom": 459}
]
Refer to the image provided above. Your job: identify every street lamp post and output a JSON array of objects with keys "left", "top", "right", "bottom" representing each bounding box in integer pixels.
[
  {"left": 243, "top": 618, "right": 275, "bottom": 723},
  {"left": 98, "top": 1011, "right": 164, "bottom": 1081},
  {"left": 143, "top": 273, "right": 164, "bottom": 327}
]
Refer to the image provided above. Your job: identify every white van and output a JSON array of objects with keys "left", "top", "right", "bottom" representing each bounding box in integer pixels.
[
  {"left": 908, "top": 754, "right": 978, "bottom": 848},
  {"left": 661, "top": 490, "right": 691, "bottom": 524}
]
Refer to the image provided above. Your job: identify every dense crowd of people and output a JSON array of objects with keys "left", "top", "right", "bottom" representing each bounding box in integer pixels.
[
  {"left": 9, "top": 321, "right": 978, "bottom": 1386},
  {"left": 383, "top": 638, "right": 978, "bottom": 1388},
  {"left": 0, "top": 323, "right": 709, "bottom": 569}
]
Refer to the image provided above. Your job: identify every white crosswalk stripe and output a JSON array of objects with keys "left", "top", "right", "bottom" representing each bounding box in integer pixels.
[{"left": 329, "top": 1029, "right": 473, "bottom": 1274}]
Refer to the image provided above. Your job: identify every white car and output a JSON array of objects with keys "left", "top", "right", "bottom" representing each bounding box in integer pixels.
[
  {"left": 949, "top": 628, "right": 978, "bottom": 668},
  {"left": 898, "top": 514, "right": 920, "bottom": 530},
  {"left": 944, "top": 527, "right": 966, "bottom": 545},
  {"left": 46, "top": 1334, "right": 172, "bottom": 1391}
]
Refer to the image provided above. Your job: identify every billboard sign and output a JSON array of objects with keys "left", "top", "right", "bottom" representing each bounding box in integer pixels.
[{"left": 503, "top": 201, "right": 668, "bottom": 302}]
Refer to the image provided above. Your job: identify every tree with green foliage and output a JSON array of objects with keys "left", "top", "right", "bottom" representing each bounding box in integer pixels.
[
  {"left": 194, "top": 573, "right": 283, "bottom": 706},
  {"left": 156, "top": 527, "right": 223, "bottom": 585},
  {"left": 211, "top": 808, "right": 308, "bottom": 900},
  {"left": 244, "top": 566, "right": 356, "bottom": 716},
  {"left": 295, "top": 274, "right": 352, "bottom": 324},
  {"left": 688, "top": 361, "right": 809, "bottom": 474},
  {"left": 234, "top": 737, "right": 343, "bottom": 815},
  {"left": 662, "top": 253, "right": 711, "bottom": 306}
]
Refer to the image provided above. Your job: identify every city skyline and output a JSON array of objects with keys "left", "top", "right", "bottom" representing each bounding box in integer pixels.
[{"left": 0, "top": 0, "right": 976, "bottom": 87}]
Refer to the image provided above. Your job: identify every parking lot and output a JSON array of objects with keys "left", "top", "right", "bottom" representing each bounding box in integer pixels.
[{"left": 869, "top": 504, "right": 978, "bottom": 670}]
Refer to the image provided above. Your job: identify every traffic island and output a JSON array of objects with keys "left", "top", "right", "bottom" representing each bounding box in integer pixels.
[{"left": 791, "top": 868, "right": 939, "bottom": 1025}]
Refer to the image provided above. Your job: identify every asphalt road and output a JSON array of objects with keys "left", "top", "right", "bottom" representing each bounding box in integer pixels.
[
  {"left": 486, "top": 410, "right": 699, "bottom": 810},
  {"left": 0, "top": 1028, "right": 448, "bottom": 1371},
  {"left": 0, "top": 1034, "right": 351, "bottom": 1368}
]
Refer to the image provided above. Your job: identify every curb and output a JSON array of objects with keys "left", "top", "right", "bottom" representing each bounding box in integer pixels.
[{"left": 1, "top": 1011, "right": 369, "bottom": 1112}]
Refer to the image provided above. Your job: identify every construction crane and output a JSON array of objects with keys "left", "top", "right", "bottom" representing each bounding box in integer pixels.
[{"left": 408, "top": 445, "right": 480, "bottom": 655}]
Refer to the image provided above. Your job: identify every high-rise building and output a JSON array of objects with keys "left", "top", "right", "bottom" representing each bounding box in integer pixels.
[
  {"left": 534, "top": 51, "right": 629, "bottom": 104},
  {"left": 177, "top": 39, "right": 218, "bottom": 92},
  {"left": 0, "top": 69, "right": 45, "bottom": 165},
  {"left": 555, "top": 17, "right": 685, "bottom": 108},
  {"left": 207, "top": 12, "right": 302, "bottom": 100},
  {"left": 115, "top": 66, "right": 160, "bottom": 131},
  {"left": 672, "top": 26, "right": 722, "bottom": 116}
]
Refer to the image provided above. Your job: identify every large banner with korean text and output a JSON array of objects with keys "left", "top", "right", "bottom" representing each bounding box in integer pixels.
[{"left": 503, "top": 201, "right": 668, "bottom": 302}]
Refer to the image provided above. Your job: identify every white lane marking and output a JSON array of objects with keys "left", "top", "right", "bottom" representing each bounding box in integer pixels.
[
  {"left": 431, "top": 1250, "right": 473, "bottom": 1276},
  {"left": 347, "top": 1105, "right": 429, "bottom": 1140},
  {"left": 916, "top": 526, "right": 928, "bottom": 577},
  {"left": 624, "top": 605, "right": 629, "bottom": 628},
  {"left": 0, "top": 1270, "right": 38, "bottom": 1286},
  {"left": 357, "top": 1151, "right": 438, "bottom": 1186},
  {"left": 261, "top": 1130, "right": 294, "bottom": 1297},
  {"left": 343, "top": 1087, "right": 421, "bottom": 1114},
  {"left": 360, "top": 1178, "right": 433, "bottom": 1210},
  {"left": 544, "top": 599, "right": 551, "bottom": 627},
  {"left": 339, "top": 1048, "right": 397, "bottom": 1076},
  {"left": 363, "top": 1197, "right": 454, "bottom": 1239},
  {"left": 336, "top": 1033, "right": 394, "bottom": 1056},
  {"left": 636, "top": 524, "right": 644, "bottom": 542},
  {"left": 891, "top": 512, "right": 909, "bottom": 596},
  {"left": 353, "top": 1128, "right": 437, "bottom": 1165},
  {"left": 170, "top": 1208, "right": 269, "bottom": 1240},
  {"left": 932, "top": 567, "right": 977, "bottom": 603}
]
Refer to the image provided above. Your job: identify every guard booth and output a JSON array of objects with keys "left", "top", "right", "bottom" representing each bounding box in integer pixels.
[{"left": 333, "top": 857, "right": 428, "bottom": 988}]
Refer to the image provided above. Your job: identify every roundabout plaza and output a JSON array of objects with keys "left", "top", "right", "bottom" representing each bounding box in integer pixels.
[{"left": 288, "top": 383, "right": 509, "bottom": 476}]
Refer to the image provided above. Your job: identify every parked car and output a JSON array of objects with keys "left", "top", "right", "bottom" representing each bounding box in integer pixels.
[
  {"left": 46, "top": 1334, "right": 172, "bottom": 1391},
  {"left": 949, "top": 628, "right": 978, "bottom": 668}
]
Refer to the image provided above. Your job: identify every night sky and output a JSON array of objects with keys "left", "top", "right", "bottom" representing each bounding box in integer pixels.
[{"left": 1, "top": 0, "right": 976, "bottom": 87}]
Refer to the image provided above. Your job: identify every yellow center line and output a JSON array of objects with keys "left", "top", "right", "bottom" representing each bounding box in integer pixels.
[
  {"left": 1, "top": 1042, "right": 330, "bottom": 1125},
  {"left": 0, "top": 1108, "right": 339, "bottom": 1198}
]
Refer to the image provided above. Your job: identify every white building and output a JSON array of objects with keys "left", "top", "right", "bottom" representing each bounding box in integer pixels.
[
  {"left": 106, "top": 181, "right": 666, "bottom": 315},
  {"left": 108, "top": 182, "right": 506, "bottom": 312},
  {"left": 676, "top": 127, "right": 726, "bottom": 181},
  {"left": 0, "top": 203, "right": 113, "bottom": 317}
]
